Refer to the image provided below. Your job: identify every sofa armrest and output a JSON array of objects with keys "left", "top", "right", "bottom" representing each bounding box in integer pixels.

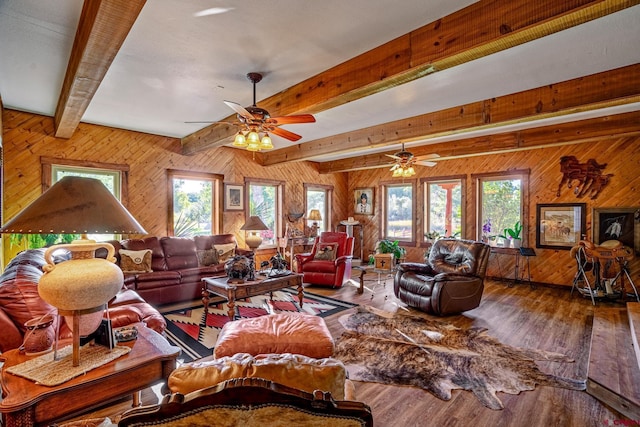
[
  {"left": 334, "top": 255, "right": 352, "bottom": 266},
  {"left": 433, "top": 273, "right": 481, "bottom": 283},
  {"left": 0, "top": 307, "right": 24, "bottom": 352},
  {"left": 397, "top": 262, "right": 434, "bottom": 275}
]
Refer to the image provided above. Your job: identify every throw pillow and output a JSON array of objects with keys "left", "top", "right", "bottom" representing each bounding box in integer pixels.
[
  {"left": 212, "top": 243, "right": 236, "bottom": 264},
  {"left": 119, "top": 249, "right": 153, "bottom": 273},
  {"left": 196, "top": 248, "right": 217, "bottom": 266},
  {"left": 314, "top": 243, "right": 337, "bottom": 261}
]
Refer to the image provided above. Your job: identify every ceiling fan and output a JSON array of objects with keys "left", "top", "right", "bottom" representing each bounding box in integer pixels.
[
  {"left": 386, "top": 143, "right": 439, "bottom": 177},
  {"left": 187, "top": 72, "right": 315, "bottom": 151}
]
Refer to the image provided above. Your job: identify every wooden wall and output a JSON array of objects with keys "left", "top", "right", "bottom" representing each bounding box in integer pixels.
[
  {"left": 0, "top": 109, "right": 348, "bottom": 262},
  {"left": 349, "top": 137, "right": 640, "bottom": 288}
]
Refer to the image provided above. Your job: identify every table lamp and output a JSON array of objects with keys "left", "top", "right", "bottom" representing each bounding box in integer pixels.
[
  {"left": 240, "top": 215, "right": 269, "bottom": 251},
  {"left": 0, "top": 176, "right": 147, "bottom": 366},
  {"left": 308, "top": 209, "right": 322, "bottom": 238}
]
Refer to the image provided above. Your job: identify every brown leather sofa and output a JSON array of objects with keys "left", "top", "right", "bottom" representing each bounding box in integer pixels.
[
  {"left": 393, "top": 238, "right": 490, "bottom": 316},
  {"left": 0, "top": 248, "right": 166, "bottom": 353},
  {"left": 104, "top": 234, "right": 252, "bottom": 306}
]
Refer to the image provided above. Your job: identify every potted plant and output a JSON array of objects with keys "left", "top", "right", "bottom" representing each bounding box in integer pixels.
[
  {"left": 424, "top": 230, "right": 441, "bottom": 244},
  {"left": 376, "top": 239, "right": 406, "bottom": 264},
  {"left": 500, "top": 221, "right": 523, "bottom": 248}
]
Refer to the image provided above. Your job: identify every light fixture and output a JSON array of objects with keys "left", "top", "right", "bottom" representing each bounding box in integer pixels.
[
  {"left": 392, "top": 163, "right": 417, "bottom": 178},
  {"left": 307, "top": 209, "right": 322, "bottom": 238},
  {"left": 240, "top": 215, "right": 269, "bottom": 251},
  {"left": 0, "top": 176, "right": 147, "bottom": 366}
]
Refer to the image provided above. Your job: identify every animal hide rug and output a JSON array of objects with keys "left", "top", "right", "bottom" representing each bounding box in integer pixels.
[{"left": 333, "top": 307, "right": 586, "bottom": 410}]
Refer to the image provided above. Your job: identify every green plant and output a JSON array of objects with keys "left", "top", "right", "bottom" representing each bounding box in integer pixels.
[
  {"left": 376, "top": 239, "right": 406, "bottom": 261},
  {"left": 9, "top": 233, "right": 79, "bottom": 249},
  {"left": 424, "top": 230, "right": 441, "bottom": 240},
  {"left": 500, "top": 221, "right": 523, "bottom": 240}
]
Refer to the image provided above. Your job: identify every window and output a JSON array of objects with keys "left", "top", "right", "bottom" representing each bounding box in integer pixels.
[
  {"left": 43, "top": 158, "right": 129, "bottom": 242},
  {"left": 382, "top": 181, "right": 415, "bottom": 242},
  {"left": 168, "top": 170, "right": 222, "bottom": 237},
  {"left": 475, "top": 170, "right": 529, "bottom": 244},
  {"left": 422, "top": 176, "right": 464, "bottom": 241},
  {"left": 247, "top": 179, "right": 284, "bottom": 248},
  {"left": 304, "top": 184, "right": 333, "bottom": 233}
]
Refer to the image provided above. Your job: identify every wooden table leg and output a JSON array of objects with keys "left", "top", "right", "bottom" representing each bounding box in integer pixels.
[
  {"left": 202, "top": 285, "right": 210, "bottom": 317},
  {"left": 132, "top": 390, "right": 141, "bottom": 407},
  {"left": 358, "top": 270, "right": 365, "bottom": 294},
  {"left": 296, "top": 281, "right": 304, "bottom": 308},
  {"left": 226, "top": 292, "right": 236, "bottom": 320}
]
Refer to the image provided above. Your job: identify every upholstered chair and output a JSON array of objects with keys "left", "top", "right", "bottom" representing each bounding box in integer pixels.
[
  {"left": 394, "top": 238, "right": 490, "bottom": 316},
  {"left": 295, "top": 232, "right": 354, "bottom": 287}
]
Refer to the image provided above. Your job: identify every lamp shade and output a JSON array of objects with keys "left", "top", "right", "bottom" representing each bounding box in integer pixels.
[
  {"left": 0, "top": 176, "right": 147, "bottom": 235},
  {"left": 240, "top": 215, "right": 269, "bottom": 231},
  {"left": 308, "top": 209, "right": 322, "bottom": 221}
]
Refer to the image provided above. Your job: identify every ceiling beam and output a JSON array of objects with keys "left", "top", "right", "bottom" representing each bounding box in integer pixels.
[
  {"left": 54, "top": 0, "right": 147, "bottom": 138},
  {"left": 181, "top": 0, "right": 637, "bottom": 155},
  {"left": 317, "top": 110, "right": 640, "bottom": 173},
  {"left": 260, "top": 64, "right": 640, "bottom": 165}
]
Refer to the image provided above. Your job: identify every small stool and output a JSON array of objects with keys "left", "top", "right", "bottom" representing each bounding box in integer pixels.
[{"left": 213, "top": 313, "right": 334, "bottom": 359}]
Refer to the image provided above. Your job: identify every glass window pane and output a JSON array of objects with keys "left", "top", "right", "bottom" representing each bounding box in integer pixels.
[
  {"left": 480, "top": 178, "right": 522, "bottom": 242},
  {"left": 386, "top": 184, "right": 413, "bottom": 240},
  {"left": 249, "top": 184, "right": 276, "bottom": 246},
  {"left": 306, "top": 189, "right": 326, "bottom": 232},
  {"left": 173, "top": 178, "right": 212, "bottom": 237},
  {"left": 426, "top": 180, "right": 462, "bottom": 240}
]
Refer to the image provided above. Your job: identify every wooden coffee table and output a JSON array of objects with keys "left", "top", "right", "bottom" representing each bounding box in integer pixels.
[
  {"left": 202, "top": 273, "right": 304, "bottom": 320},
  {"left": 0, "top": 323, "right": 180, "bottom": 427}
]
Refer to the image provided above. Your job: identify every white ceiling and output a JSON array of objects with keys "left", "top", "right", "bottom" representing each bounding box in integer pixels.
[{"left": 1, "top": 0, "right": 639, "bottom": 161}]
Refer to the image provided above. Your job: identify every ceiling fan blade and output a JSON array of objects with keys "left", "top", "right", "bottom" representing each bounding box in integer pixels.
[
  {"left": 416, "top": 160, "right": 437, "bottom": 167},
  {"left": 416, "top": 153, "right": 440, "bottom": 161},
  {"left": 385, "top": 154, "right": 401, "bottom": 160},
  {"left": 224, "top": 100, "right": 255, "bottom": 120},
  {"left": 270, "top": 114, "right": 316, "bottom": 125},
  {"left": 271, "top": 127, "right": 302, "bottom": 141},
  {"left": 390, "top": 164, "right": 400, "bottom": 171}
]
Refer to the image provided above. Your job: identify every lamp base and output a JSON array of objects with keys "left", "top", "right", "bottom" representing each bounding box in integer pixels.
[{"left": 246, "top": 232, "right": 263, "bottom": 251}]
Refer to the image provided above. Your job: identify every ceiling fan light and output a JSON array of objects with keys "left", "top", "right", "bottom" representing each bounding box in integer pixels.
[
  {"left": 233, "top": 132, "right": 247, "bottom": 147},
  {"left": 247, "top": 130, "right": 260, "bottom": 144},
  {"left": 392, "top": 168, "right": 402, "bottom": 178},
  {"left": 246, "top": 139, "right": 261, "bottom": 151},
  {"left": 260, "top": 134, "right": 273, "bottom": 150}
]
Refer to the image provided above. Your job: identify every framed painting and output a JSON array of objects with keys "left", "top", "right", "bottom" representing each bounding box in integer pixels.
[
  {"left": 354, "top": 187, "right": 374, "bottom": 215},
  {"left": 536, "top": 203, "right": 586, "bottom": 250},
  {"left": 224, "top": 184, "right": 244, "bottom": 212},
  {"left": 593, "top": 207, "right": 640, "bottom": 254}
]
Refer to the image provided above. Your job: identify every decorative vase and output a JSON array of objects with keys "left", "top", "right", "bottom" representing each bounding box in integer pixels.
[
  {"left": 23, "top": 314, "right": 55, "bottom": 356},
  {"left": 511, "top": 239, "right": 522, "bottom": 249}
]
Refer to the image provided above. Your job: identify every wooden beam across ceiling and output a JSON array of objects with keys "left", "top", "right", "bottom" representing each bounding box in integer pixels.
[
  {"left": 261, "top": 63, "right": 640, "bottom": 166},
  {"left": 54, "top": 0, "right": 147, "bottom": 138},
  {"left": 317, "top": 110, "right": 640, "bottom": 173},
  {"left": 181, "top": 0, "right": 638, "bottom": 155}
]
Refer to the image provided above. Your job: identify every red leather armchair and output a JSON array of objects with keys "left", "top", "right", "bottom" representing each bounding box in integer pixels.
[
  {"left": 295, "top": 232, "right": 354, "bottom": 288},
  {"left": 394, "top": 238, "right": 490, "bottom": 316}
]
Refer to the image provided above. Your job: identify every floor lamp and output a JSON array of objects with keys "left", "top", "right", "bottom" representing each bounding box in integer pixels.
[{"left": 0, "top": 176, "right": 147, "bottom": 366}]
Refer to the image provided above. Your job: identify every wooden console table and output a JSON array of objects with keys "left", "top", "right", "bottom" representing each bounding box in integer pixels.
[
  {"left": 202, "top": 273, "right": 304, "bottom": 320},
  {"left": 0, "top": 324, "right": 180, "bottom": 427}
]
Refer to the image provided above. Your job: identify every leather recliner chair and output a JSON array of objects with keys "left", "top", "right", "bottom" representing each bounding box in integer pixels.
[
  {"left": 295, "top": 232, "right": 354, "bottom": 288},
  {"left": 393, "top": 238, "right": 490, "bottom": 316}
]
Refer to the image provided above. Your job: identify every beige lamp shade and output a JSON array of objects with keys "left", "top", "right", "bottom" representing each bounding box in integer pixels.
[
  {"left": 241, "top": 216, "right": 269, "bottom": 250},
  {"left": 308, "top": 209, "right": 322, "bottom": 221}
]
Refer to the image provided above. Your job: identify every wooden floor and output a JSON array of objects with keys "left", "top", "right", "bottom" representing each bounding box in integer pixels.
[{"left": 63, "top": 277, "right": 633, "bottom": 427}]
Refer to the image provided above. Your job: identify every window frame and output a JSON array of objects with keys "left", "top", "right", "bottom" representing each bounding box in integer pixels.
[
  {"left": 303, "top": 183, "right": 333, "bottom": 234},
  {"left": 167, "top": 170, "right": 223, "bottom": 237},
  {"left": 380, "top": 179, "right": 416, "bottom": 245},
  {"left": 421, "top": 175, "right": 466, "bottom": 245},
  {"left": 472, "top": 169, "right": 530, "bottom": 245},
  {"left": 245, "top": 178, "right": 285, "bottom": 249}
]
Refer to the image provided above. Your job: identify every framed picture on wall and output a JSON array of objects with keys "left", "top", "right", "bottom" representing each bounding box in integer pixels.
[
  {"left": 224, "top": 183, "right": 244, "bottom": 212},
  {"left": 593, "top": 207, "right": 640, "bottom": 254},
  {"left": 536, "top": 203, "right": 586, "bottom": 250},
  {"left": 354, "top": 187, "right": 374, "bottom": 215}
]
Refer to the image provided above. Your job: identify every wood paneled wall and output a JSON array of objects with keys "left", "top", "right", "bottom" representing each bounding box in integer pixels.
[
  {"left": 0, "top": 110, "right": 348, "bottom": 261},
  {"left": 349, "top": 137, "right": 640, "bottom": 288}
]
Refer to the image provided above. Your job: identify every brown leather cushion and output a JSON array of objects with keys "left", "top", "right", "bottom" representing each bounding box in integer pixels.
[
  {"left": 214, "top": 313, "right": 334, "bottom": 359},
  {"left": 168, "top": 352, "right": 346, "bottom": 400}
]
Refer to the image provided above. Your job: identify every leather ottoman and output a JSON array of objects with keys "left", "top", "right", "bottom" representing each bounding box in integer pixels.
[{"left": 213, "top": 313, "right": 334, "bottom": 359}]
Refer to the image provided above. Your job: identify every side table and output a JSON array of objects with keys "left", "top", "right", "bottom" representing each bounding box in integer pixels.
[
  {"left": 0, "top": 323, "right": 180, "bottom": 427},
  {"left": 353, "top": 265, "right": 395, "bottom": 295}
]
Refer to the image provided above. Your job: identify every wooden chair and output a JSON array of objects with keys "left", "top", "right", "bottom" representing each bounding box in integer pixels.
[{"left": 118, "top": 377, "right": 373, "bottom": 426}]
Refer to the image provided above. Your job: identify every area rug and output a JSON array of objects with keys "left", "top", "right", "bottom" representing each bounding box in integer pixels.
[
  {"left": 162, "top": 288, "right": 357, "bottom": 362},
  {"left": 333, "top": 306, "right": 586, "bottom": 410}
]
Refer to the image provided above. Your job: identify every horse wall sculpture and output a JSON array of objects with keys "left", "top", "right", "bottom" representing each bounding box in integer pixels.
[{"left": 556, "top": 155, "right": 612, "bottom": 200}]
